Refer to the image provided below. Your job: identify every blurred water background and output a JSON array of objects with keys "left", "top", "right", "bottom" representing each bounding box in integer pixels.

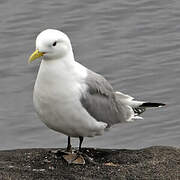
[{"left": 0, "top": 0, "right": 179, "bottom": 150}]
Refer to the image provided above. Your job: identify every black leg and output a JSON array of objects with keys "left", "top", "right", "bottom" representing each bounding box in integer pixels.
[
  {"left": 66, "top": 136, "right": 72, "bottom": 152},
  {"left": 79, "top": 136, "right": 84, "bottom": 151}
]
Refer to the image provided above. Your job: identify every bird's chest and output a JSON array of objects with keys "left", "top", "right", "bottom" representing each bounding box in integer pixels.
[
  {"left": 34, "top": 69, "right": 84, "bottom": 114},
  {"left": 33, "top": 68, "right": 88, "bottom": 134},
  {"left": 35, "top": 62, "right": 84, "bottom": 101}
]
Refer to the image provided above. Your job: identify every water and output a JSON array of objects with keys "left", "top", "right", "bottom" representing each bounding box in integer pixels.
[{"left": 0, "top": 0, "right": 179, "bottom": 150}]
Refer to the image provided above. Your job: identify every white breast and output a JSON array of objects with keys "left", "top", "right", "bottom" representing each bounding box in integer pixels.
[{"left": 33, "top": 59, "right": 107, "bottom": 137}]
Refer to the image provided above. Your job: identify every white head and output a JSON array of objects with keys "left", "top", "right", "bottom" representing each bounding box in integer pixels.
[{"left": 29, "top": 29, "right": 73, "bottom": 62}]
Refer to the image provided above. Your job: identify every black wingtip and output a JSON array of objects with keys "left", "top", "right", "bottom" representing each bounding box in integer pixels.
[{"left": 140, "top": 102, "right": 166, "bottom": 108}]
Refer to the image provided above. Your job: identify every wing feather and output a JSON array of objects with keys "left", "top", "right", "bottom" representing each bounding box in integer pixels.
[{"left": 80, "top": 70, "right": 133, "bottom": 126}]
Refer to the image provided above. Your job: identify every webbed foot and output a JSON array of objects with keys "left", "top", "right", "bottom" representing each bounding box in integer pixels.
[{"left": 63, "top": 151, "right": 85, "bottom": 165}]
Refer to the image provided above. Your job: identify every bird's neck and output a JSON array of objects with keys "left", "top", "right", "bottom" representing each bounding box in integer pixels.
[{"left": 40, "top": 51, "right": 77, "bottom": 78}]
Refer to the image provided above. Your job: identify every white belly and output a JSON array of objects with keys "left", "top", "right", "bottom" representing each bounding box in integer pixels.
[{"left": 33, "top": 60, "right": 107, "bottom": 137}]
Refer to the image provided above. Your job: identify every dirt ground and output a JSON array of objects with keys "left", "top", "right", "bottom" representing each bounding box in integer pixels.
[{"left": 0, "top": 146, "right": 179, "bottom": 180}]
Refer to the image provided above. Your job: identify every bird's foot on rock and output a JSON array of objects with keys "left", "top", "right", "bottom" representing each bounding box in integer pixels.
[
  {"left": 51, "top": 149, "right": 98, "bottom": 165},
  {"left": 68, "top": 150, "right": 98, "bottom": 165},
  {"left": 51, "top": 149, "right": 85, "bottom": 165},
  {"left": 63, "top": 152, "right": 85, "bottom": 165}
]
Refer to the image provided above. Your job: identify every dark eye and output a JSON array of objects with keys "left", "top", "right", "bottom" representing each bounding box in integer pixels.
[{"left": 52, "top": 41, "right": 57, "bottom": 46}]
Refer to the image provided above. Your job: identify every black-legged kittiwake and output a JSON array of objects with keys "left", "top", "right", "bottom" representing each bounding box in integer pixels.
[{"left": 29, "top": 29, "right": 165, "bottom": 164}]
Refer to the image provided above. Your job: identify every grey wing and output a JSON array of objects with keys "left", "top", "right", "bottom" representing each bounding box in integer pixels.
[{"left": 80, "top": 70, "right": 133, "bottom": 127}]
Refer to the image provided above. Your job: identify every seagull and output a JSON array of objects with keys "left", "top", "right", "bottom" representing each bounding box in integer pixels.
[{"left": 29, "top": 29, "right": 165, "bottom": 164}]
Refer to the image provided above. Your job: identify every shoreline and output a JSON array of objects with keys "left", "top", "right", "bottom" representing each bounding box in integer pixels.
[{"left": 0, "top": 146, "right": 179, "bottom": 179}]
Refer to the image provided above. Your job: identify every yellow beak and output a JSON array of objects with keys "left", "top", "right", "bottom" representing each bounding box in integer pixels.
[{"left": 28, "top": 49, "right": 45, "bottom": 63}]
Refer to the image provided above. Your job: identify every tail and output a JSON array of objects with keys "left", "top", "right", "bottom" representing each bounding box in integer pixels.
[
  {"left": 115, "top": 91, "right": 166, "bottom": 120},
  {"left": 139, "top": 102, "right": 166, "bottom": 108},
  {"left": 133, "top": 102, "right": 166, "bottom": 116}
]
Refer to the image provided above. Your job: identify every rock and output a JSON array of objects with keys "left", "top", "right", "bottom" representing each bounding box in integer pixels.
[{"left": 0, "top": 146, "right": 179, "bottom": 179}]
